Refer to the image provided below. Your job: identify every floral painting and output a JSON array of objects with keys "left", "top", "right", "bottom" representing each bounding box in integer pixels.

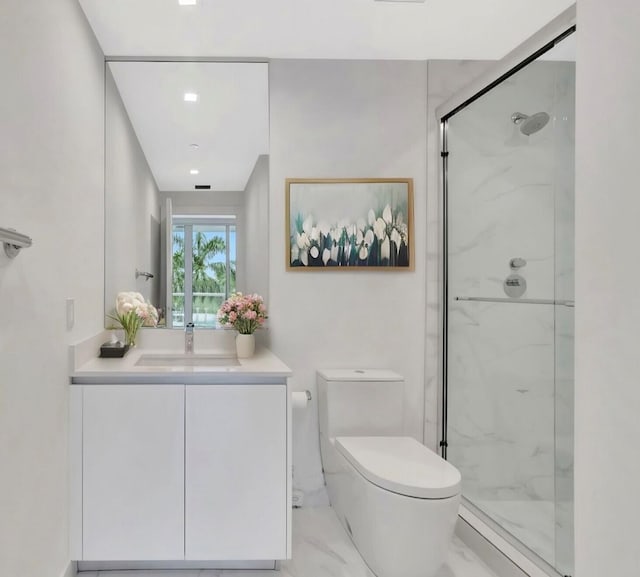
[{"left": 286, "top": 178, "right": 413, "bottom": 270}]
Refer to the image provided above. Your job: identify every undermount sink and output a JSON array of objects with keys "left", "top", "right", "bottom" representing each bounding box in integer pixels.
[{"left": 135, "top": 353, "right": 240, "bottom": 367}]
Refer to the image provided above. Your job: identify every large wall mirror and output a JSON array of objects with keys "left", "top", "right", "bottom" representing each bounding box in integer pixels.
[{"left": 104, "top": 61, "right": 269, "bottom": 328}]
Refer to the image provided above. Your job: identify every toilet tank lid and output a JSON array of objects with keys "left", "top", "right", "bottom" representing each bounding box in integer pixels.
[
  {"left": 317, "top": 369, "right": 404, "bottom": 382},
  {"left": 335, "top": 436, "right": 461, "bottom": 499}
]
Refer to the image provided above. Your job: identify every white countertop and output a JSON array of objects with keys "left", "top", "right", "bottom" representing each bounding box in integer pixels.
[{"left": 71, "top": 344, "right": 292, "bottom": 385}]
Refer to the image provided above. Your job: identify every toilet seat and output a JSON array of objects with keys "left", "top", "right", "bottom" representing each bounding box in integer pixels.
[{"left": 335, "top": 436, "right": 461, "bottom": 499}]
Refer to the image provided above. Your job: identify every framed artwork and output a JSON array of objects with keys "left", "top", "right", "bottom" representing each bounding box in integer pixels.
[{"left": 286, "top": 178, "right": 414, "bottom": 270}]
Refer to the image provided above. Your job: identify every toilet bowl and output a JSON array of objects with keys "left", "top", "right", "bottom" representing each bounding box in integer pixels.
[{"left": 317, "top": 369, "right": 461, "bottom": 577}]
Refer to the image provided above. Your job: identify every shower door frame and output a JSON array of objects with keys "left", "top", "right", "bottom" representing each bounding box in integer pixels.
[{"left": 436, "top": 5, "right": 576, "bottom": 577}]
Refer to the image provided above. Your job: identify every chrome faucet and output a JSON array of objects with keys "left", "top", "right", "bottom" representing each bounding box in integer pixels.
[{"left": 185, "top": 322, "right": 195, "bottom": 354}]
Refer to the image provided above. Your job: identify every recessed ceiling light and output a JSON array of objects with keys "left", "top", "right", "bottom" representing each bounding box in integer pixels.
[
  {"left": 178, "top": 0, "right": 197, "bottom": 6},
  {"left": 184, "top": 92, "right": 198, "bottom": 102},
  {"left": 190, "top": 169, "right": 200, "bottom": 175}
]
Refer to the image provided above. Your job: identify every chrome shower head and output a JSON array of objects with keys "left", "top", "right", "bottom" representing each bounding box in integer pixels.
[{"left": 511, "top": 111, "right": 550, "bottom": 135}]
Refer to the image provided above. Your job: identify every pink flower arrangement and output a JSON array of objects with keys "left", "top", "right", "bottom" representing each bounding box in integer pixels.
[{"left": 217, "top": 292, "right": 267, "bottom": 335}]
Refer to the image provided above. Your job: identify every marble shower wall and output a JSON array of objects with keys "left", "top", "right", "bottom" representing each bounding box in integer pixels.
[
  {"left": 424, "top": 60, "right": 492, "bottom": 451},
  {"left": 444, "top": 59, "right": 575, "bottom": 505},
  {"left": 552, "top": 59, "right": 575, "bottom": 574}
]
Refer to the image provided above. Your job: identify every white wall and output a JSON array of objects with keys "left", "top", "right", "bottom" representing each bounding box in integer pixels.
[
  {"left": 244, "top": 155, "right": 270, "bottom": 302},
  {"left": 575, "top": 1, "right": 640, "bottom": 575},
  {"left": 268, "top": 60, "right": 428, "bottom": 500},
  {"left": 0, "top": 2, "right": 105, "bottom": 576},
  {"left": 105, "top": 66, "right": 160, "bottom": 312}
]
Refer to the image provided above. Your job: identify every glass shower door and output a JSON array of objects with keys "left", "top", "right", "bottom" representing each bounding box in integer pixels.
[{"left": 444, "top": 36, "right": 575, "bottom": 577}]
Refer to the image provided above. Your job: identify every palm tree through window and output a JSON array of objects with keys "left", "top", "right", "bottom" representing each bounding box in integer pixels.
[{"left": 172, "top": 218, "right": 236, "bottom": 328}]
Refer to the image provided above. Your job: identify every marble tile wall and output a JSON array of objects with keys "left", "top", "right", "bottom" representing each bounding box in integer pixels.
[
  {"left": 424, "top": 60, "right": 493, "bottom": 451},
  {"left": 552, "top": 60, "right": 575, "bottom": 576}
]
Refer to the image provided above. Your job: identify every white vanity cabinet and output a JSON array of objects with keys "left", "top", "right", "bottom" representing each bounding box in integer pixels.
[
  {"left": 70, "top": 378, "right": 290, "bottom": 566},
  {"left": 81, "top": 385, "right": 185, "bottom": 560},
  {"left": 185, "top": 385, "right": 287, "bottom": 560}
]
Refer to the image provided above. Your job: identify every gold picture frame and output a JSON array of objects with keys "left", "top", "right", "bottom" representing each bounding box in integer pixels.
[{"left": 286, "top": 178, "right": 414, "bottom": 271}]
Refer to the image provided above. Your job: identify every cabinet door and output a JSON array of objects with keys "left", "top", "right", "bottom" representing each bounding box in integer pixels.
[
  {"left": 82, "top": 385, "right": 184, "bottom": 560},
  {"left": 185, "top": 385, "right": 286, "bottom": 560}
]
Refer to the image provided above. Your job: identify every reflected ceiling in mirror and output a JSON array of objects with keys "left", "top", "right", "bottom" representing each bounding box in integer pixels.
[{"left": 108, "top": 61, "right": 269, "bottom": 191}]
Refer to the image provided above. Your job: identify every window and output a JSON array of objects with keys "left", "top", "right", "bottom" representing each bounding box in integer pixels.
[{"left": 171, "top": 217, "right": 236, "bottom": 328}]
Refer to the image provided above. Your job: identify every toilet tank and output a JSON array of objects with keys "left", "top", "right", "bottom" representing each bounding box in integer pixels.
[{"left": 317, "top": 369, "right": 404, "bottom": 439}]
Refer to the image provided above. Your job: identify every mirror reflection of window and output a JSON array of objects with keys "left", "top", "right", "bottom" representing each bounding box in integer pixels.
[{"left": 172, "top": 217, "right": 236, "bottom": 328}]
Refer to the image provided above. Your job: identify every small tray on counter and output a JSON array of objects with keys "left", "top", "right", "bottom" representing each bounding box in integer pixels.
[{"left": 99, "top": 342, "right": 130, "bottom": 358}]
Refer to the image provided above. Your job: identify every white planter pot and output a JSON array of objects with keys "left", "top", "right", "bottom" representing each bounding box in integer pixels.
[{"left": 236, "top": 333, "right": 255, "bottom": 358}]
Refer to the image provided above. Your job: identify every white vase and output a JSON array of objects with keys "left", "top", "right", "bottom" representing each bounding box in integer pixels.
[{"left": 236, "top": 333, "right": 255, "bottom": 358}]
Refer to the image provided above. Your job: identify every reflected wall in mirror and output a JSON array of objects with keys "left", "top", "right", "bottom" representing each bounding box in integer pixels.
[{"left": 104, "top": 61, "right": 269, "bottom": 328}]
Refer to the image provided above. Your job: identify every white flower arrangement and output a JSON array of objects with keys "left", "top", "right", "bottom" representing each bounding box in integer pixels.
[{"left": 108, "top": 291, "right": 158, "bottom": 346}]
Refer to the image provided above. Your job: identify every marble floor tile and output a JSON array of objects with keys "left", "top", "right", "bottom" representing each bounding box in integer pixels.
[{"left": 82, "top": 507, "right": 498, "bottom": 577}]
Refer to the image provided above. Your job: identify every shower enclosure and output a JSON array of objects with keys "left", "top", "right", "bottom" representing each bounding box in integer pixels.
[{"left": 439, "top": 14, "right": 575, "bottom": 577}]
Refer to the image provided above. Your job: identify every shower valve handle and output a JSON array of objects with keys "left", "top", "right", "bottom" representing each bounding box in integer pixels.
[{"left": 510, "top": 257, "right": 527, "bottom": 270}]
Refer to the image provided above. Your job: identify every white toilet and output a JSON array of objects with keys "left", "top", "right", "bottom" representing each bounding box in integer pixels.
[{"left": 317, "top": 369, "right": 462, "bottom": 577}]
